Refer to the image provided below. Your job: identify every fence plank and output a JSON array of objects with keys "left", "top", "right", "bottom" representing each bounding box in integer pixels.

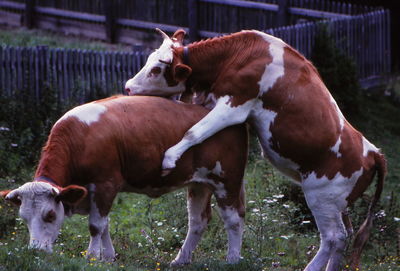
[
  {"left": 0, "top": 47, "right": 3, "bottom": 95},
  {"left": 105, "top": 51, "right": 111, "bottom": 92},
  {"left": 34, "top": 47, "right": 40, "bottom": 99},
  {"left": 4, "top": 48, "right": 10, "bottom": 95},
  {"left": 10, "top": 47, "right": 17, "bottom": 94},
  {"left": 56, "top": 49, "right": 63, "bottom": 99}
]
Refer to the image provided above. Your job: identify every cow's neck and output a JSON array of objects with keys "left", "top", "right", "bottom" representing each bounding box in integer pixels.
[
  {"left": 183, "top": 32, "right": 270, "bottom": 94},
  {"left": 184, "top": 36, "right": 237, "bottom": 85},
  {"left": 34, "top": 146, "right": 72, "bottom": 188}
]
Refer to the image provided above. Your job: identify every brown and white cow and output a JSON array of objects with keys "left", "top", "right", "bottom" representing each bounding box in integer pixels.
[
  {"left": 1, "top": 95, "right": 248, "bottom": 265},
  {"left": 124, "top": 29, "right": 387, "bottom": 270}
]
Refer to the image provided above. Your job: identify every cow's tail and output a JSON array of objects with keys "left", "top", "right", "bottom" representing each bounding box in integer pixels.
[{"left": 349, "top": 152, "right": 387, "bottom": 269}]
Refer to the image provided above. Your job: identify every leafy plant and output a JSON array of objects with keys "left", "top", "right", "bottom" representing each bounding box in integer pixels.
[{"left": 311, "top": 23, "right": 361, "bottom": 116}]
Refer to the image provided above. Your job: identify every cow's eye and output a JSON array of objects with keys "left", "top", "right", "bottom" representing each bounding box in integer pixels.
[
  {"left": 149, "top": 66, "right": 162, "bottom": 76},
  {"left": 43, "top": 210, "right": 56, "bottom": 223}
]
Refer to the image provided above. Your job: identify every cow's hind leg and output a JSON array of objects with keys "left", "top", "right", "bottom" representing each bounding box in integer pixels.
[
  {"left": 170, "top": 184, "right": 212, "bottom": 266},
  {"left": 302, "top": 177, "right": 352, "bottom": 271},
  {"left": 216, "top": 183, "right": 245, "bottom": 263},
  {"left": 303, "top": 208, "right": 348, "bottom": 271}
]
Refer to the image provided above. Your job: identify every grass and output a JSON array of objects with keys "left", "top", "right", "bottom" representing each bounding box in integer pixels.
[
  {"left": 0, "top": 165, "right": 317, "bottom": 271},
  {"left": 0, "top": 25, "right": 131, "bottom": 51}
]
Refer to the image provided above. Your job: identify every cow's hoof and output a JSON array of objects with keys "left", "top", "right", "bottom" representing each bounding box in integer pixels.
[
  {"left": 102, "top": 255, "right": 116, "bottom": 263},
  {"left": 170, "top": 259, "right": 190, "bottom": 267},
  {"left": 86, "top": 253, "right": 100, "bottom": 262},
  {"left": 226, "top": 255, "right": 241, "bottom": 264},
  {"left": 162, "top": 151, "right": 178, "bottom": 172}
]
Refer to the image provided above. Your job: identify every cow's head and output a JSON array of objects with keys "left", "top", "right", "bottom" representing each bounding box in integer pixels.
[
  {"left": 1, "top": 182, "right": 86, "bottom": 252},
  {"left": 125, "top": 29, "right": 192, "bottom": 97}
]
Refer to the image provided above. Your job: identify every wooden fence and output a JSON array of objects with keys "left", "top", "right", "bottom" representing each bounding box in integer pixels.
[
  {"left": 266, "top": 10, "right": 391, "bottom": 81},
  {"left": 0, "top": 0, "right": 377, "bottom": 42},
  {"left": 0, "top": 9, "right": 391, "bottom": 101},
  {"left": 0, "top": 0, "right": 392, "bottom": 96},
  {"left": 0, "top": 46, "right": 149, "bottom": 102}
]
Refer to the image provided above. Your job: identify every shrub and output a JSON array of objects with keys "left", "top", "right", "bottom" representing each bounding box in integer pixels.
[
  {"left": 311, "top": 24, "right": 361, "bottom": 116},
  {"left": 0, "top": 80, "right": 118, "bottom": 181}
]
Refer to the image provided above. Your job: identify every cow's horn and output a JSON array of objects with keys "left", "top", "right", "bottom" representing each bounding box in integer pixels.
[{"left": 156, "top": 28, "right": 170, "bottom": 40}]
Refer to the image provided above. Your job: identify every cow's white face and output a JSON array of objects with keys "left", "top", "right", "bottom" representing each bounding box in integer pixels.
[
  {"left": 7, "top": 182, "right": 64, "bottom": 252},
  {"left": 125, "top": 28, "right": 192, "bottom": 97},
  {"left": 125, "top": 38, "right": 186, "bottom": 96},
  {"left": 2, "top": 182, "right": 86, "bottom": 253}
]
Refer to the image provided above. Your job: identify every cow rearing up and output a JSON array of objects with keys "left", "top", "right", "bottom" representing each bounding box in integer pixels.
[
  {"left": 1, "top": 96, "right": 248, "bottom": 265},
  {"left": 125, "top": 29, "right": 387, "bottom": 270}
]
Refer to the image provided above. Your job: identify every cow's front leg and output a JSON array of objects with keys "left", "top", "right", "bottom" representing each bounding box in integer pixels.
[
  {"left": 86, "top": 184, "right": 115, "bottom": 262},
  {"left": 162, "top": 96, "right": 255, "bottom": 174},
  {"left": 87, "top": 209, "right": 111, "bottom": 260},
  {"left": 100, "top": 221, "right": 115, "bottom": 261}
]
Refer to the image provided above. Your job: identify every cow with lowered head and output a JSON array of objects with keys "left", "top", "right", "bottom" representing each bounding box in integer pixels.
[{"left": 1, "top": 95, "right": 248, "bottom": 265}]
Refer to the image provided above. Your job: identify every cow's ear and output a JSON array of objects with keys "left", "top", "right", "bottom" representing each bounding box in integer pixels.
[
  {"left": 174, "top": 63, "right": 192, "bottom": 81},
  {"left": 55, "top": 185, "right": 87, "bottom": 205},
  {"left": 2, "top": 189, "right": 21, "bottom": 206},
  {"left": 172, "top": 29, "right": 186, "bottom": 46}
]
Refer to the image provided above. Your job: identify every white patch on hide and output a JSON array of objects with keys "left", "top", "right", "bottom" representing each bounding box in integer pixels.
[
  {"left": 329, "top": 95, "right": 345, "bottom": 131},
  {"left": 301, "top": 168, "right": 362, "bottom": 270},
  {"left": 302, "top": 168, "right": 363, "bottom": 212},
  {"left": 362, "top": 137, "right": 379, "bottom": 157},
  {"left": 55, "top": 103, "right": 106, "bottom": 126},
  {"left": 255, "top": 31, "right": 286, "bottom": 95},
  {"left": 249, "top": 100, "right": 300, "bottom": 181},
  {"left": 328, "top": 95, "right": 346, "bottom": 158},
  {"left": 192, "top": 161, "right": 226, "bottom": 198},
  {"left": 193, "top": 92, "right": 218, "bottom": 109},
  {"left": 330, "top": 136, "right": 342, "bottom": 158}
]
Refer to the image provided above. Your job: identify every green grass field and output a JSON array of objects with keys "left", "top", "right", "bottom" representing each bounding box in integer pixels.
[{"left": 0, "top": 28, "right": 400, "bottom": 271}]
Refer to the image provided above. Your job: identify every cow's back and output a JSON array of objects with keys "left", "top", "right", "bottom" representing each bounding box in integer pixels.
[{"left": 59, "top": 96, "right": 247, "bottom": 193}]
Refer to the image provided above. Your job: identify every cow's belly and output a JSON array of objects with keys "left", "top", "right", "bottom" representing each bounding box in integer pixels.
[
  {"left": 249, "top": 105, "right": 301, "bottom": 182},
  {"left": 122, "top": 182, "right": 184, "bottom": 198}
]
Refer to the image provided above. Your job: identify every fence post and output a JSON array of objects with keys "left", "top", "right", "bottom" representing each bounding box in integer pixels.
[
  {"left": 24, "top": 0, "right": 36, "bottom": 28},
  {"left": 277, "top": 0, "right": 289, "bottom": 27},
  {"left": 103, "top": 0, "right": 117, "bottom": 43},
  {"left": 188, "top": 0, "right": 199, "bottom": 42}
]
